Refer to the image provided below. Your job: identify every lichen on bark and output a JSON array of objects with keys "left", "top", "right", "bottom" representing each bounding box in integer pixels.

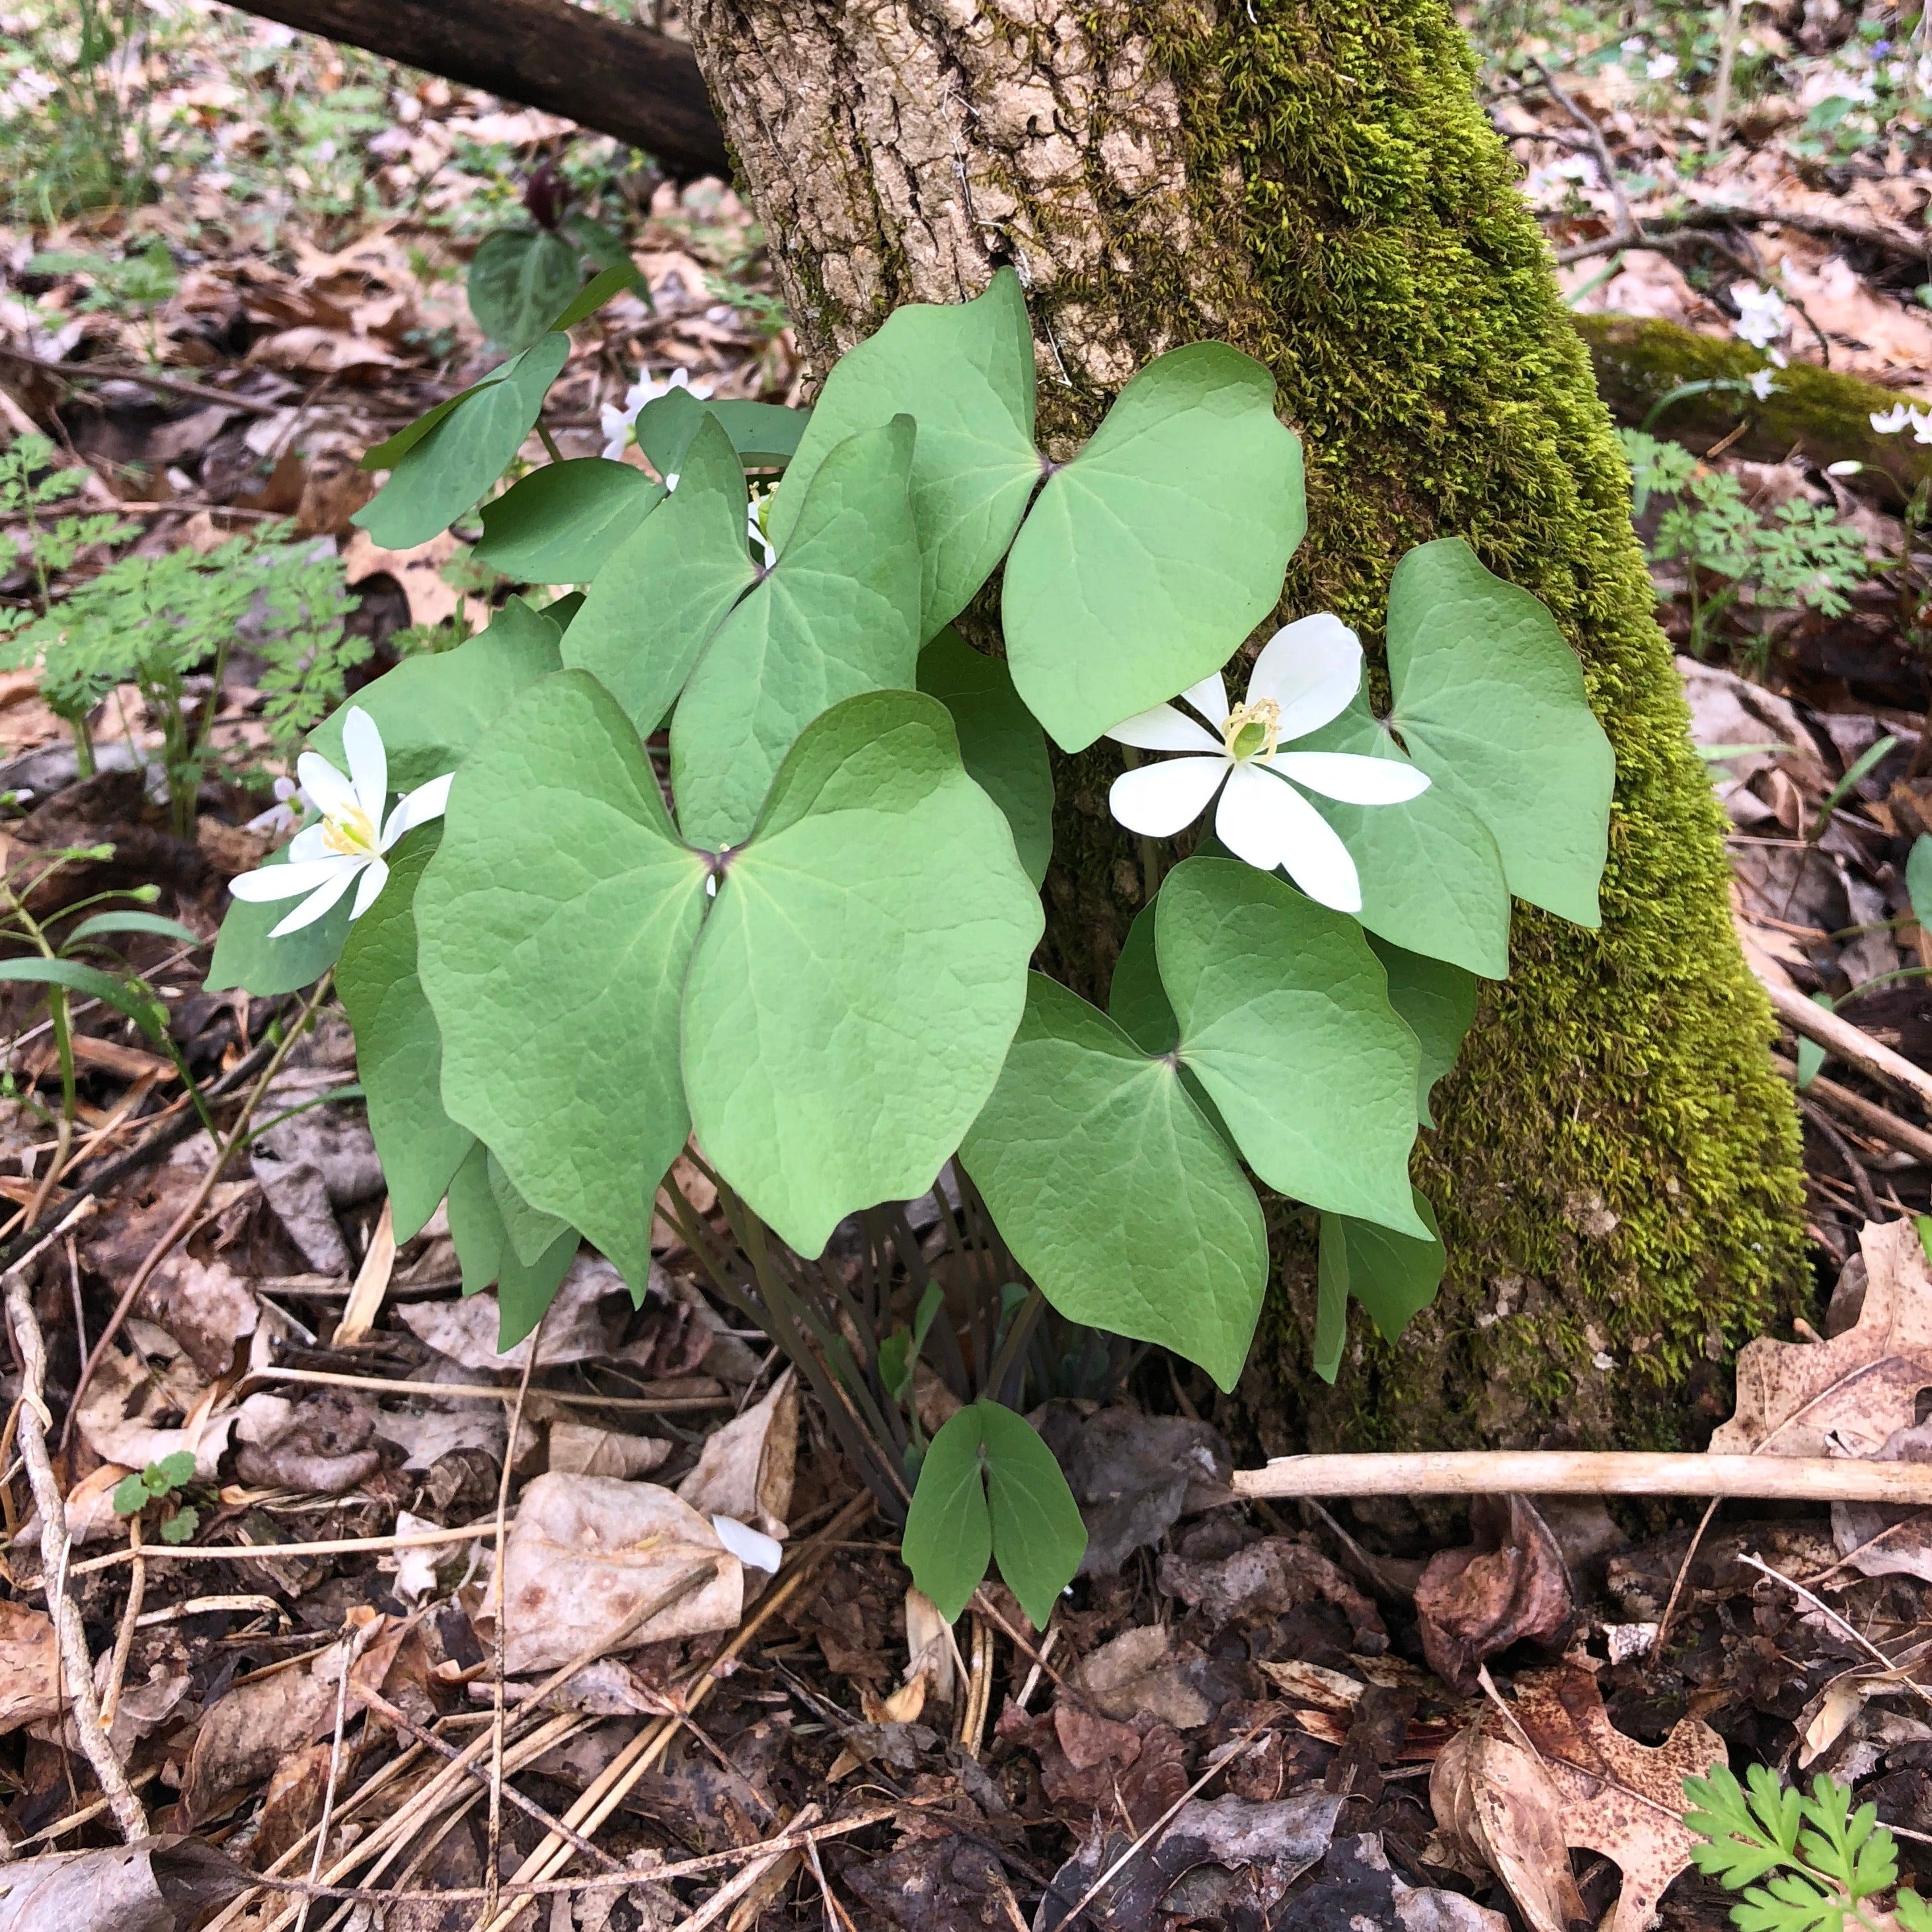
[{"left": 681, "top": 0, "right": 1809, "bottom": 1450}]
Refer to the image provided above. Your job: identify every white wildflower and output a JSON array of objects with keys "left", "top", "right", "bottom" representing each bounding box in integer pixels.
[
  {"left": 1748, "top": 369, "right": 1780, "bottom": 401},
  {"left": 1732, "top": 283, "right": 1790, "bottom": 368},
  {"left": 244, "top": 775, "right": 308, "bottom": 839},
  {"left": 599, "top": 367, "right": 715, "bottom": 463},
  {"left": 1646, "top": 53, "right": 1679, "bottom": 79}
]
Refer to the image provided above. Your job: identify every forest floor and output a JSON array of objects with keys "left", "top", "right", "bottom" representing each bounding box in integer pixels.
[{"left": 7, "top": 5, "right": 1932, "bottom": 1931}]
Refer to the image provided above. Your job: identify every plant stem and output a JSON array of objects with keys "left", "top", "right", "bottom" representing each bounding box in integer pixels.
[{"left": 537, "top": 422, "right": 566, "bottom": 465}]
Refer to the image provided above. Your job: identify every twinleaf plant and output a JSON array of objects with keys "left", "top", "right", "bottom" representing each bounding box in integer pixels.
[{"left": 211, "top": 268, "right": 1613, "bottom": 1622}]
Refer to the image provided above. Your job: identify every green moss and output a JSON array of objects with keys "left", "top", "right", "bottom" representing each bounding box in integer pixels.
[{"left": 1102, "top": 0, "right": 1811, "bottom": 1449}]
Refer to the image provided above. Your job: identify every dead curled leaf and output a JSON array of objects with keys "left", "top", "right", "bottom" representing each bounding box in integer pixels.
[
  {"left": 1414, "top": 1494, "right": 1574, "bottom": 1691},
  {"left": 675, "top": 1370, "right": 797, "bottom": 1538},
  {"left": 0, "top": 1837, "right": 249, "bottom": 1932},
  {"left": 1430, "top": 1666, "right": 1725, "bottom": 1932},
  {"left": 0, "top": 1600, "right": 60, "bottom": 1737}
]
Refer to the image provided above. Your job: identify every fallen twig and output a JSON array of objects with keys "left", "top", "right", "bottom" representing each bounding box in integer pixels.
[
  {"left": 241, "top": 1364, "right": 734, "bottom": 1410},
  {"left": 1772, "top": 1054, "right": 1932, "bottom": 1166},
  {"left": 1757, "top": 971, "right": 1932, "bottom": 1114},
  {"left": 1233, "top": 1452, "right": 1932, "bottom": 1501}
]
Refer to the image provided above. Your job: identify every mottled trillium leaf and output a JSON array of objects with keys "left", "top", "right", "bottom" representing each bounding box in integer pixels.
[
  {"left": 563, "top": 415, "right": 757, "bottom": 738},
  {"left": 672, "top": 418, "right": 923, "bottom": 849},
  {"left": 206, "top": 845, "right": 354, "bottom": 995},
  {"left": 474, "top": 459, "right": 664, "bottom": 584},
  {"left": 335, "top": 826, "right": 473, "bottom": 1243},
  {"left": 416, "top": 671, "right": 710, "bottom": 1287},
  {"left": 916, "top": 627, "right": 1054, "bottom": 887},
  {"left": 1366, "top": 935, "right": 1479, "bottom": 1128},
  {"left": 354, "top": 332, "right": 572, "bottom": 549},
  {"left": 309, "top": 596, "right": 563, "bottom": 792},
  {"left": 1001, "top": 343, "right": 1305, "bottom": 752},
  {"left": 1384, "top": 537, "right": 1615, "bottom": 928},
  {"left": 467, "top": 227, "right": 582, "bottom": 350},
  {"left": 1155, "top": 858, "right": 1426, "bottom": 1238},
  {"left": 1295, "top": 691, "right": 1511, "bottom": 980},
  {"left": 487, "top": 1148, "right": 572, "bottom": 1270},
  {"left": 1315, "top": 1190, "right": 1447, "bottom": 1381},
  {"left": 769, "top": 266, "right": 1038, "bottom": 639},
  {"left": 445, "top": 1143, "right": 580, "bottom": 1350},
  {"left": 901, "top": 1401, "right": 1086, "bottom": 1625},
  {"left": 681, "top": 691, "right": 1041, "bottom": 1258},
  {"left": 960, "top": 975, "right": 1268, "bottom": 1391}
]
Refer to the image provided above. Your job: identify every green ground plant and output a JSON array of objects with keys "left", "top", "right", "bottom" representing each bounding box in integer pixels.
[{"left": 111, "top": 1449, "right": 201, "bottom": 1543}]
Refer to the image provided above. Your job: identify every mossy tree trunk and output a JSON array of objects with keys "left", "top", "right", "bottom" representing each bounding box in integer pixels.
[{"left": 681, "top": 0, "right": 1808, "bottom": 1450}]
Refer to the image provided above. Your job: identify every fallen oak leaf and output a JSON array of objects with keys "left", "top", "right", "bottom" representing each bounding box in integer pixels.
[{"left": 1431, "top": 1719, "right": 1587, "bottom": 1932}]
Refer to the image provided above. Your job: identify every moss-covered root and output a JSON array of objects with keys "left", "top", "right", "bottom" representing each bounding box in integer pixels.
[{"left": 1151, "top": 1, "right": 1807, "bottom": 1450}]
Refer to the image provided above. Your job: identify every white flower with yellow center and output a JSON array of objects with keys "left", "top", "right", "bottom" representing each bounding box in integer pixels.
[
  {"left": 1105, "top": 613, "right": 1430, "bottom": 913},
  {"left": 228, "top": 709, "right": 453, "bottom": 937}
]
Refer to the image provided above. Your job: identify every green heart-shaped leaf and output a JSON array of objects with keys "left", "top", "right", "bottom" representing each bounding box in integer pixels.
[
  {"left": 1107, "top": 903, "right": 1178, "bottom": 1056},
  {"left": 418, "top": 670, "right": 709, "bottom": 1285},
  {"left": 1366, "top": 936, "right": 1479, "bottom": 1128},
  {"left": 1157, "top": 857, "right": 1425, "bottom": 1238},
  {"left": 1315, "top": 1190, "right": 1446, "bottom": 1381},
  {"left": 475, "top": 459, "right": 664, "bottom": 584},
  {"left": 672, "top": 418, "right": 922, "bottom": 849},
  {"left": 488, "top": 1147, "right": 572, "bottom": 1269},
  {"left": 681, "top": 691, "right": 1041, "bottom": 1257},
  {"left": 768, "top": 267, "right": 1038, "bottom": 639},
  {"left": 1385, "top": 538, "right": 1614, "bottom": 928},
  {"left": 960, "top": 974, "right": 1267, "bottom": 1390},
  {"left": 354, "top": 333, "right": 571, "bottom": 550},
  {"left": 916, "top": 627, "right": 1053, "bottom": 888},
  {"left": 336, "top": 824, "right": 474, "bottom": 1243},
  {"left": 563, "top": 414, "right": 756, "bottom": 738},
  {"left": 445, "top": 1141, "right": 582, "bottom": 1349},
  {"left": 207, "top": 845, "right": 354, "bottom": 995},
  {"left": 469, "top": 227, "right": 583, "bottom": 350},
  {"left": 1001, "top": 343, "right": 1305, "bottom": 752}
]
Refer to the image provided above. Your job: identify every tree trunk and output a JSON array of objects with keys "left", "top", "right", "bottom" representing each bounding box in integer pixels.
[{"left": 682, "top": 0, "right": 1808, "bottom": 1451}]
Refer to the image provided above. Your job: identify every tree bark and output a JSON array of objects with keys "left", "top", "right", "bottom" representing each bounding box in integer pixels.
[
  {"left": 228, "top": 0, "right": 728, "bottom": 179},
  {"left": 681, "top": 0, "right": 1808, "bottom": 1451}
]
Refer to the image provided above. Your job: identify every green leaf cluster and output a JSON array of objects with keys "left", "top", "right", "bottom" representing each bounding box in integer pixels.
[{"left": 111, "top": 1451, "right": 200, "bottom": 1543}]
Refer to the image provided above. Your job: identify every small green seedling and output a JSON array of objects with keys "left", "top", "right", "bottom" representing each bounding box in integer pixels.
[{"left": 111, "top": 1450, "right": 200, "bottom": 1544}]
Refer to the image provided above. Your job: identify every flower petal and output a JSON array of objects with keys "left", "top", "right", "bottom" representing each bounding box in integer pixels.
[
  {"left": 295, "top": 750, "right": 359, "bottom": 826},
  {"left": 229, "top": 855, "right": 360, "bottom": 902},
  {"left": 1247, "top": 613, "right": 1364, "bottom": 741},
  {"left": 286, "top": 823, "right": 330, "bottom": 865},
  {"left": 1179, "top": 673, "right": 1229, "bottom": 729},
  {"left": 341, "top": 706, "right": 388, "bottom": 822},
  {"left": 1216, "top": 767, "right": 1362, "bottom": 911},
  {"left": 1106, "top": 704, "right": 1222, "bottom": 755},
  {"left": 383, "top": 772, "right": 454, "bottom": 849},
  {"left": 1108, "top": 756, "right": 1228, "bottom": 838},
  {"left": 349, "top": 855, "right": 390, "bottom": 920},
  {"left": 266, "top": 861, "right": 364, "bottom": 937},
  {"left": 1272, "top": 751, "right": 1430, "bottom": 804}
]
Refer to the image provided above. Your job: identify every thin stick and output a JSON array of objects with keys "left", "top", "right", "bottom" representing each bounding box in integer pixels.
[
  {"left": 0, "top": 343, "right": 287, "bottom": 417},
  {"left": 1232, "top": 1452, "right": 1932, "bottom": 1502},
  {"left": 5, "top": 1254, "right": 145, "bottom": 1841},
  {"left": 1798, "top": 1097, "right": 1884, "bottom": 1221},
  {"left": 99, "top": 1513, "right": 144, "bottom": 1733},
  {"left": 240, "top": 1365, "right": 731, "bottom": 1411},
  {"left": 1706, "top": 0, "right": 1750, "bottom": 158},
  {"left": 1650, "top": 1496, "right": 1721, "bottom": 1664},
  {"left": 1772, "top": 1056, "right": 1932, "bottom": 1166},
  {"left": 1758, "top": 972, "right": 1932, "bottom": 1115},
  {"left": 52, "top": 1516, "right": 500, "bottom": 1580},
  {"left": 1739, "top": 1551, "right": 1923, "bottom": 1683},
  {"left": 294, "top": 1617, "right": 377, "bottom": 1932},
  {"left": 676, "top": 1804, "right": 822, "bottom": 1932}
]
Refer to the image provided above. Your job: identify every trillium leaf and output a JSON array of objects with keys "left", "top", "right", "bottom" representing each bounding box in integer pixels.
[
  {"left": 309, "top": 597, "right": 563, "bottom": 791},
  {"left": 1384, "top": 537, "right": 1615, "bottom": 928},
  {"left": 1366, "top": 935, "right": 1479, "bottom": 1128},
  {"left": 487, "top": 1148, "right": 572, "bottom": 1270},
  {"left": 1296, "top": 693, "right": 1511, "bottom": 980},
  {"left": 672, "top": 418, "right": 923, "bottom": 849},
  {"left": 445, "top": 1142, "right": 581, "bottom": 1350},
  {"left": 1001, "top": 344, "right": 1305, "bottom": 752},
  {"left": 563, "top": 415, "right": 755, "bottom": 738},
  {"left": 1316, "top": 1190, "right": 1446, "bottom": 1379},
  {"left": 769, "top": 266, "right": 1038, "bottom": 638},
  {"left": 468, "top": 227, "right": 583, "bottom": 350},
  {"left": 206, "top": 846, "right": 354, "bottom": 995},
  {"left": 1156, "top": 858, "right": 1426, "bottom": 1238},
  {"left": 681, "top": 691, "right": 1042, "bottom": 1258},
  {"left": 474, "top": 459, "right": 664, "bottom": 584},
  {"left": 900, "top": 1406, "right": 993, "bottom": 1622},
  {"left": 916, "top": 627, "right": 1054, "bottom": 887},
  {"left": 417, "top": 670, "right": 710, "bottom": 1286},
  {"left": 335, "top": 825, "right": 474, "bottom": 1243},
  {"left": 354, "top": 332, "right": 572, "bottom": 550},
  {"left": 960, "top": 974, "right": 1268, "bottom": 1391}
]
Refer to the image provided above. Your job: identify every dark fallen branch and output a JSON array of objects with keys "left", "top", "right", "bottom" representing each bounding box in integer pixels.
[{"left": 221, "top": 0, "right": 728, "bottom": 180}]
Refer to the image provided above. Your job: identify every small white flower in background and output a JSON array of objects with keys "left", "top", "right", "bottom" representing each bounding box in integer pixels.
[
  {"left": 1826, "top": 460, "right": 1864, "bottom": 477},
  {"left": 228, "top": 709, "right": 453, "bottom": 937},
  {"left": 1646, "top": 52, "right": 1679, "bottom": 79},
  {"left": 1732, "top": 282, "right": 1790, "bottom": 368},
  {"left": 711, "top": 1513, "right": 782, "bottom": 1574},
  {"left": 599, "top": 367, "right": 715, "bottom": 462},
  {"left": 1747, "top": 369, "right": 1780, "bottom": 401},
  {"left": 748, "top": 484, "right": 776, "bottom": 568},
  {"left": 245, "top": 775, "right": 308, "bottom": 839},
  {"left": 1105, "top": 614, "right": 1430, "bottom": 915},
  {"left": 1871, "top": 401, "right": 1932, "bottom": 443}
]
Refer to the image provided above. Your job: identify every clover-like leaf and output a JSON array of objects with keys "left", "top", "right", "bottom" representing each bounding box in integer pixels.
[
  {"left": 475, "top": 459, "right": 663, "bottom": 584},
  {"left": 917, "top": 627, "right": 1053, "bottom": 888},
  {"left": 1001, "top": 343, "right": 1305, "bottom": 752},
  {"left": 417, "top": 671, "right": 709, "bottom": 1286},
  {"left": 681, "top": 691, "right": 1041, "bottom": 1258},
  {"left": 1384, "top": 537, "right": 1615, "bottom": 928},
  {"left": 961, "top": 974, "right": 1268, "bottom": 1390},
  {"left": 563, "top": 414, "right": 756, "bottom": 738},
  {"left": 769, "top": 267, "right": 1038, "bottom": 639},
  {"left": 672, "top": 418, "right": 922, "bottom": 849},
  {"left": 354, "top": 333, "right": 572, "bottom": 550},
  {"left": 1155, "top": 858, "right": 1425, "bottom": 1237},
  {"left": 469, "top": 227, "right": 582, "bottom": 350},
  {"left": 336, "top": 825, "right": 474, "bottom": 1243},
  {"left": 444, "top": 1141, "right": 581, "bottom": 1348},
  {"left": 1315, "top": 1192, "right": 1446, "bottom": 1380}
]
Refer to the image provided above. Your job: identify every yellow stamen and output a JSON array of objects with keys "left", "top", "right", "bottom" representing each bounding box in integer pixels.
[
  {"left": 1223, "top": 697, "right": 1281, "bottom": 763},
  {"left": 321, "top": 805, "right": 377, "bottom": 857}
]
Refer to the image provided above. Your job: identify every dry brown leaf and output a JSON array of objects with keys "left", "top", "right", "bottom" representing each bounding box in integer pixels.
[
  {"left": 0, "top": 1602, "right": 60, "bottom": 1737},
  {"left": 1415, "top": 1495, "right": 1574, "bottom": 1691},
  {"left": 1432, "top": 1721, "right": 1588, "bottom": 1932},
  {"left": 547, "top": 1421, "right": 672, "bottom": 1480},
  {"left": 399, "top": 1253, "right": 624, "bottom": 1372},
  {"left": 340, "top": 529, "right": 485, "bottom": 632},
  {"left": 675, "top": 1370, "right": 798, "bottom": 1538},
  {"left": 72, "top": 1344, "right": 237, "bottom": 1483},
  {"left": 1713, "top": 1217, "right": 1932, "bottom": 1458},
  {"left": 0, "top": 1837, "right": 249, "bottom": 1932},
  {"left": 179, "top": 1650, "right": 341, "bottom": 1825}
]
